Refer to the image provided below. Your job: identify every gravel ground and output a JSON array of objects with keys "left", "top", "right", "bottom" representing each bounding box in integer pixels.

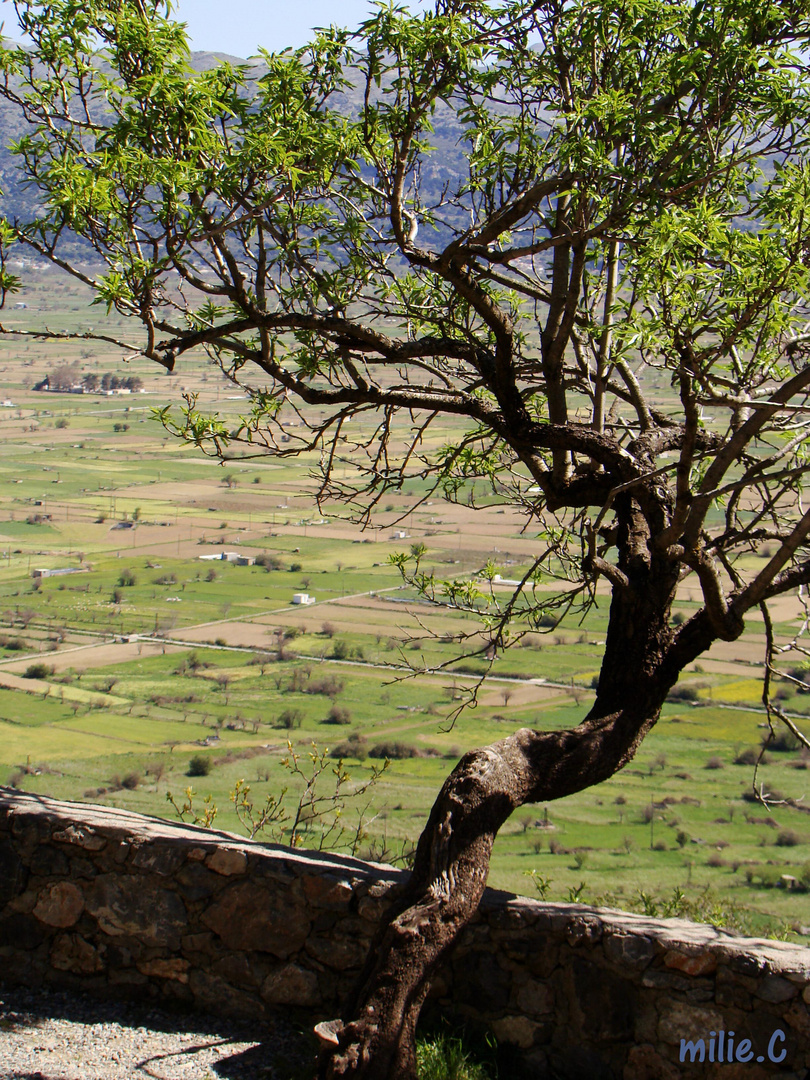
[{"left": 0, "top": 984, "right": 316, "bottom": 1080}]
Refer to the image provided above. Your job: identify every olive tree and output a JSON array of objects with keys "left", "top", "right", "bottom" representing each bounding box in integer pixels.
[{"left": 3, "top": 1, "right": 810, "bottom": 1076}]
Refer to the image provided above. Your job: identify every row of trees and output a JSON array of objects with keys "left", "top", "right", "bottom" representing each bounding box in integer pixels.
[
  {"left": 3, "top": 1, "right": 810, "bottom": 1076},
  {"left": 84, "top": 371, "right": 143, "bottom": 392},
  {"left": 32, "top": 365, "right": 143, "bottom": 392}
]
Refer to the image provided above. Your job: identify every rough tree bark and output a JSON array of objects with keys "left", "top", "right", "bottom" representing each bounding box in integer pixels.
[{"left": 316, "top": 571, "right": 730, "bottom": 1079}]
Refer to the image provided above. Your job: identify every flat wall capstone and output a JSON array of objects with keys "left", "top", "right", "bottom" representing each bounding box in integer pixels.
[{"left": 1, "top": 789, "right": 809, "bottom": 1079}]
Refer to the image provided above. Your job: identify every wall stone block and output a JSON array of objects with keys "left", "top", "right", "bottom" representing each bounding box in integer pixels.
[
  {"left": 136, "top": 956, "right": 190, "bottom": 982},
  {"left": 201, "top": 880, "right": 310, "bottom": 956},
  {"left": 305, "top": 934, "right": 369, "bottom": 970},
  {"left": 85, "top": 873, "right": 187, "bottom": 947},
  {"left": 29, "top": 844, "right": 69, "bottom": 878},
  {"left": 205, "top": 846, "right": 248, "bottom": 876},
  {"left": 603, "top": 932, "right": 656, "bottom": 970},
  {"left": 33, "top": 881, "right": 85, "bottom": 927},
  {"left": 262, "top": 962, "right": 320, "bottom": 1007},
  {"left": 755, "top": 974, "right": 800, "bottom": 1003},
  {"left": 51, "top": 933, "right": 104, "bottom": 974},
  {"left": 623, "top": 1043, "right": 681, "bottom": 1080},
  {"left": 52, "top": 824, "right": 106, "bottom": 851},
  {"left": 130, "top": 843, "right": 187, "bottom": 877},
  {"left": 657, "top": 1002, "right": 725, "bottom": 1045},
  {"left": 663, "top": 949, "right": 718, "bottom": 977}
]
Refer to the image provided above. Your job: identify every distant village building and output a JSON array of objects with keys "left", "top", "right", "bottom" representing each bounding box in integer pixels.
[
  {"left": 32, "top": 567, "right": 84, "bottom": 579},
  {"left": 198, "top": 551, "right": 256, "bottom": 565},
  {"left": 391, "top": 530, "right": 409, "bottom": 540},
  {"left": 292, "top": 593, "right": 315, "bottom": 605}
]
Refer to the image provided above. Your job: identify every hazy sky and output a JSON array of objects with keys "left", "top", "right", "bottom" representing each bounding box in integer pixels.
[
  {"left": 174, "top": 1, "right": 421, "bottom": 56},
  {"left": 0, "top": 2, "right": 423, "bottom": 58}
]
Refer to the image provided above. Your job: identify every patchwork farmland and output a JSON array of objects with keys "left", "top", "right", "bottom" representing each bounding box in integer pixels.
[{"left": 1, "top": 268, "right": 810, "bottom": 940}]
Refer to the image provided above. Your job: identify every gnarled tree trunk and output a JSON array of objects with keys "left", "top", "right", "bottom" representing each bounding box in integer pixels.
[{"left": 317, "top": 591, "right": 725, "bottom": 1079}]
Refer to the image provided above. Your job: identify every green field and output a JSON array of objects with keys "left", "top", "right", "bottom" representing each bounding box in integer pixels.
[{"left": 1, "top": 267, "right": 809, "bottom": 941}]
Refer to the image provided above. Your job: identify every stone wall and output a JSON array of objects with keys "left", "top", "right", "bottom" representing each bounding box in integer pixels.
[{"left": 2, "top": 789, "right": 809, "bottom": 1079}]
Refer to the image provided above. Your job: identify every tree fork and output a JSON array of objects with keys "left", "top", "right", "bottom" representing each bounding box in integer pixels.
[
  {"left": 316, "top": 690, "right": 678, "bottom": 1080},
  {"left": 315, "top": 580, "right": 711, "bottom": 1079}
]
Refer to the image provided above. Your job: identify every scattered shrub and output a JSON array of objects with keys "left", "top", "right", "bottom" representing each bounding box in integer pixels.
[
  {"left": 307, "top": 675, "right": 344, "bottom": 698},
  {"left": 369, "top": 741, "right": 420, "bottom": 759},
  {"left": 330, "top": 733, "right": 368, "bottom": 761},
  {"left": 277, "top": 708, "right": 303, "bottom": 730},
  {"left": 23, "top": 662, "right": 54, "bottom": 679},
  {"left": 248, "top": 652, "right": 273, "bottom": 669},
  {"left": 735, "top": 746, "right": 770, "bottom": 766},
  {"left": 121, "top": 772, "right": 141, "bottom": 790},
  {"left": 117, "top": 568, "right": 136, "bottom": 587},
  {"left": 786, "top": 665, "right": 810, "bottom": 692},
  {"left": 667, "top": 685, "right": 699, "bottom": 702},
  {"left": 187, "top": 755, "right": 211, "bottom": 777},
  {"left": 255, "top": 554, "right": 285, "bottom": 571},
  {"left": 763, "top": 729, "right": 802, "bottom": 753},
  {"left": 325, "top": 704, "right": 351, "bottom": 725},
  {"left": 705, "top": 756, "right": 724, "bottom": 770},
  {"left": 776, "top": 830, "right": 802, "bottom": 847},
  {"left": 0, "top": 634, "right": 27, "bottom": 651}
]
